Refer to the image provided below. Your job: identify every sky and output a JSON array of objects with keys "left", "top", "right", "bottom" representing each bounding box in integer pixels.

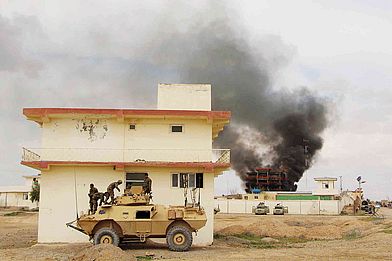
[{"left": 0, "top": 1, "right": 391, "bottom": 200}]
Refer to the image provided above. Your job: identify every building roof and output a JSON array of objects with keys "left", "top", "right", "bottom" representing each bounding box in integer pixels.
[
  {"left": 23, "top": 108, "right": 231, "bottom": 139},
  {"left": 314, "top": 177, "right": 337, "bottom": 181},
  {"left": 21, "top": 160, "right": 230, "bottom": 176},
  {"left": 275, "top": 191, "right": 313, "bottom": 194},
  {"left": 22, "top": 175, "right": 40, "bottom": 179},
  {"left": 0, "top": 186, "right": 31, "bottom": 193}
]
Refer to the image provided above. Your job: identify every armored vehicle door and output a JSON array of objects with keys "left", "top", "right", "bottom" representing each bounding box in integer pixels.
[{"left": 135, "top": 210, "right": 152, "bottom": 233}]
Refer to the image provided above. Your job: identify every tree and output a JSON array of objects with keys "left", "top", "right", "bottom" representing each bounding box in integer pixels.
[{"left": 30, "top": 183, "right": 40, "bottom": 203}]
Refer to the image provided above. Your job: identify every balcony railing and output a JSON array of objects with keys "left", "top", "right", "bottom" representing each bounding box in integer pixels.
[
  {"left": 22, "top": 147, "right": 230, "bottom": 164},
  {"left": 22, "top": 148, "right": 41, "bottom": 161}
]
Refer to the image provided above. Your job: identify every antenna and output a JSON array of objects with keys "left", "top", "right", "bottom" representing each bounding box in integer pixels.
[
  {"left": 339, "top": 176, "right": 343, "bottom": 193},
  {"left": 198, "top": 187, "right": 201, "bottom": 211},
  {"left": 198, "top": 174, "right": 201, "bottom": 211},
  {"left": 182, "top": 174, "right": 188, "bottom": 207},
  {"left": 73, "top": 167, "right": 79, "bottom": 219}
]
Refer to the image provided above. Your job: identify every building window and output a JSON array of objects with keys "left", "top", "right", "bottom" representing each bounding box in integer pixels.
[
  {"left": 172, "top": 173, "right": 203, "bottom": 188},
  {"left": 179, "top": 173, "right": 188, "bottom": 188},
  {"left": 322, "top": 182, "right": 329, "bottom": 189},
  {"left": 244, "top": 196, "right": 248, "bottom": 200},
  {"left": 23, "top": 193, "right": 29, "bottom": 200},
  {"left": 172, "top": 173, "right": 179, "bottom": 187},
  {"left": 129, "top": 124, "right": 136, "bottom": 130},
  {"left": 254, "top": 196, "right": 259, "bottom": 199},
  {"left": 189, "top": 173, "right": 195, "bottom": 187},
  {"left": 126, "top": 173, "right": 146, "bottom": 189},
  {"left": 196, "top": 173, "right": 203, "bottom": 188},
  {"left": 171, "top": 125, "right": 183, "bottom": 133}
]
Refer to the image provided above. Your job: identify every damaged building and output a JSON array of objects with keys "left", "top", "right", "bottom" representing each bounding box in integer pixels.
[{"left": 245, "top": 167, "right": 289, "bottom": 193}]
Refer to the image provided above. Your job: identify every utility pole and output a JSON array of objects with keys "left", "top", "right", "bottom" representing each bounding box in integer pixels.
[
  {"left": 357, "top": 176, "right": 366, "bottom": 188},
  {"left": 357, "top": 176, "right": 366, "bottom": 198},
  {"left": 339, "top": 176, "right": 343, "bottom": 193}
]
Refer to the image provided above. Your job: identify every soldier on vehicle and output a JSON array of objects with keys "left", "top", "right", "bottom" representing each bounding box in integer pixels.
[
  {"left": 105, "top": 180, "right": 122, "bottom": 204},
  {"left": 88, "top": 183, "right": 98, "bottom": 214},
  {"left": 93, "top": 191, "right": 106, "bottom": 207},
  {"left": 143, "top": 173, "right": 152, "bottom": 194}
]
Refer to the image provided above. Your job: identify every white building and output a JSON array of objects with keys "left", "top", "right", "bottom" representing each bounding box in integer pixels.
[
  {"left": 0, "top": 175, "right": 40, "bottom": 209},
  {"left": 313, "top": 177, "right": 339, "bottom": 196},
  {"left": 21, "top": 84, "right": 231, "bottom": 245}
]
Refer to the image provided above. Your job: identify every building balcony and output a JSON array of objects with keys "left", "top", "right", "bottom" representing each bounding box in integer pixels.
[{"left": 21, "top": 147, "right": 231, "bottom": 171}]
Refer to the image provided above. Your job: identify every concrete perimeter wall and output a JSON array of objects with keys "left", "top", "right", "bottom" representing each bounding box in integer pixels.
[{"left": 215, "top": 199, "right": 343, "bottom": 215}]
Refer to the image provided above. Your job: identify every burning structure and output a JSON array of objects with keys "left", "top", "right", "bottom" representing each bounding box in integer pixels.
[{"left": 245, "top": 167, "right": 289, "bottom": 193}]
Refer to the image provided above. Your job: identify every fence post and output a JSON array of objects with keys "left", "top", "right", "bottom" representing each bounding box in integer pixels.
[
  {"left": 319, "top": 200, "right": 321, "bottom": 215},
  {"left": 299, "top": 200, "right": 302, "bottom": 214}
]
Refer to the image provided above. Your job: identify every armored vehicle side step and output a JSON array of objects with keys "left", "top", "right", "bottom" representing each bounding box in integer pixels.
[{"left": 121, "top": 237, "right": 148, "bottom": 244}]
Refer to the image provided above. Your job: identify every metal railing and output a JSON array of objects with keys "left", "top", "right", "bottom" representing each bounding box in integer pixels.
[
  {"left": 22, "top": 147, "right": 230, "bottom": 164},
  {"left": 22, "top": 148, "right": 41, "bottom": 161},
  {"left": 215, "top": 149, "right": 230, "bottom": 164}
]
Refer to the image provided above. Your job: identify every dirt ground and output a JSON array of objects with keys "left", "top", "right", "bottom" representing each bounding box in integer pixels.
[{"left": 1, "top": 208, "right": 392, "bottom": 260}]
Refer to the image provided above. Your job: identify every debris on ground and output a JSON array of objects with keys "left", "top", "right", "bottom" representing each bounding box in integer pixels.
[
  {"left": 260, "top": 237, "right": 279, "bottom": 243},
  {"left": 71, "top": 244, "right": 136, "bottom": 261}
]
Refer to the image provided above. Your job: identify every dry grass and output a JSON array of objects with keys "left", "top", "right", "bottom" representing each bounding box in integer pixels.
[{"left": 214, "top": 232, "right": 312, "bottom": 249}]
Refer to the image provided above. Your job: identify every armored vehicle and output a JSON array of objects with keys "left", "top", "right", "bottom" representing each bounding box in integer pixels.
[
  {"left": 273, "top": 204, "right": 288, "bottom": 215},
  {"left": 254, "top": 202, "right": 270, "bottom": 215},
  {"left": 67, "top": 186, "right": 207, "bottom": 252}
]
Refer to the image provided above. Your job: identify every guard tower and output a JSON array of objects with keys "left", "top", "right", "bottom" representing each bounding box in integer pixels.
[{"left": 313, "top": 177, "right": 339, "bottom": 196}]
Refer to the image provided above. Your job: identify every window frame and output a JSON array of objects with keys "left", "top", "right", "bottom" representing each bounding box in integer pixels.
[
  {"left": 171, "top": 173, "right": 203, "bottom": 188},
  {"left": 170, "top": 124, "right": 184, "bottom": 133},
  {"left": 196, "top": 173, "right": 203, "bottom": 188},
  {"left": 125, "top": 173, "right": 147, "bottom": 189},
  {"left": 188, "top": 173, "right": 196, "bottom": 187},
  {"left": 171, "top": 173, "right": 179, "bottom": 187}
]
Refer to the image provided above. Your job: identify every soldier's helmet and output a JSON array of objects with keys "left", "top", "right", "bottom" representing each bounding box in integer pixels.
[{"left": 117, "top": 180, "right": 123, "bottom": 184}]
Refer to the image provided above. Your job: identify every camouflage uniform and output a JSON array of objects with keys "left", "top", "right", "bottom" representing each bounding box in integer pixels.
[
  {"left": 93, "top": 192, "right": 106, "bottom": 206},
  {"left": 88, "top": 184, "right": 98, "bottom": 214},
  {"left": 106, "top": 180, "right": 122, "bottom": 204},
  {"left": 143, "top": 176, "right": 152, "bottom": 194}
]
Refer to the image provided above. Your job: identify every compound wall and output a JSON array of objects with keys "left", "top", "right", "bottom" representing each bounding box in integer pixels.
[{"left": 215, "top": 199, "right": 344, "bottom": 215}]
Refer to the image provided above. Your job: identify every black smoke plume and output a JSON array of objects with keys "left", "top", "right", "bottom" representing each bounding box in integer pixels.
[
  {"left": 156, "top": 12, "right": 330, "bottom": 191},
  {"left": 0, "top": 4, "right": 329, "bottom": 190}
]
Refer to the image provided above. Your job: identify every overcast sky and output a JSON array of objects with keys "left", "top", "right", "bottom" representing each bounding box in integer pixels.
[{"left": 0, "top": 1, "right": 391, "bottom": 200}]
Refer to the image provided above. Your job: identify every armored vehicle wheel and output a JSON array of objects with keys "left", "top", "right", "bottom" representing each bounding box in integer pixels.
[
  {"left": 93, "top": 227, "right": 120, "bottom": 246},
  {"left": 166, "top": 226, "right": 193, "bottom": 252}
]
